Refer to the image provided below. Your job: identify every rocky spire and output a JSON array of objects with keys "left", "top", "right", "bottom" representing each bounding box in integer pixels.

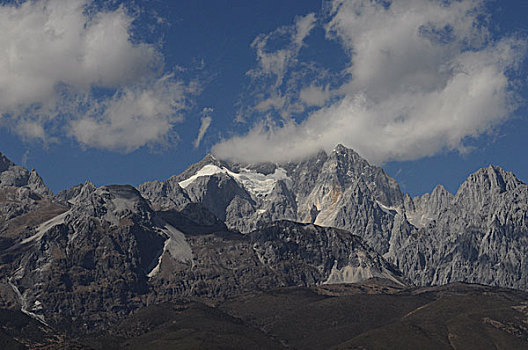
[{"left": 0, "top": 151, "right": 52, "bottom": 197}]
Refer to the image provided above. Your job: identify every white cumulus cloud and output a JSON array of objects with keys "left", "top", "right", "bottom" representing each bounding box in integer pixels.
[
  {"left": 214, "top": 0, "right": 526, "bottom": 164},
  {"left": 70, "top": 75, "right": 195, "bottom": 152},
  {"left": 0, "top": 0, "right": 195, "bottom": 152}
]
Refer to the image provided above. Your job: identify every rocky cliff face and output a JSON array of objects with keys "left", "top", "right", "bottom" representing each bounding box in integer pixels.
[
  {"left": 0, "top": 153, "right": 401, "bottom": 332},
  {"left": 0, "top": 183, "right": 167, "bottom": 331},
  {"left": 1, "top": 148, "right": 528, "bottom": 334},
  {"left": 139, "top": 145, "right": 407, "bottom": 256},
  {"left": 0, "top": 153, "right": 60, "bottom": 255},
  {"left": 397, "top": 165, "right": 528, "bottom": 290},
  {"left": 140, "top": 146, "right": 528, "bottom": 291},
  {"left": 0, "top": 153, "right": 51, "bottom": 198}
]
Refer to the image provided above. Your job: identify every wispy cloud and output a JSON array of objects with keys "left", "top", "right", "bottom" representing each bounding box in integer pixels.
[
  {"left": 299, "top": 84, "right": 331, "bottom": 107},
  {"left": 236, "top": 13, "right": 318, "bottom": 123},
  {"left": 0, "top": 0, "right": 196, "bottom": 152},
  {"left": 193, "top": 108, "right": 213, "bottom": 148},
  {"left": 214, "top": 0, "right": 526, "bottom": 164},
  {"left": 249, "top": 13, "right": 316, "bottom": 85}
]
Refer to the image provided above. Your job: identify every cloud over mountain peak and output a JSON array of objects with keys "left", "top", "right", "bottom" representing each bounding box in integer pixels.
[{"left": 214, "top": 0, "right": 526, "bottom": 164}]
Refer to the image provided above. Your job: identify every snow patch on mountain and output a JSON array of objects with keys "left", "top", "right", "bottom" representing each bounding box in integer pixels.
[
  {"left": 19, "top": 210, "right": 69, "bottom": 246},
  {"left": 148, "top": 221, "right": 193, "bottom": 278},
  {"left": 178, "top": 164, "right": 225, "bottom": 189},
  {"left": 233, "top": 167, "right": 290, "bottom": 197},
  {"left": 178, "top": 163, "right": 291, "bottom": 198}
]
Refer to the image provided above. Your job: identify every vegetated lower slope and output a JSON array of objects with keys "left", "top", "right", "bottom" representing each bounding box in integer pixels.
[
  {"left": 79, "top": 301, "right": 286, "bottom": 350},
  {"left": 73, "top": 280, "right": 528, "bottom": 350},
  {"left": 1, "top": 279, "right": 526, "bottom": 349},
  {"left": 332, "top": 282, "right": 528, "bottom": 350},
  {"left": 0, "top": 307, "right": 83, "bottom": 349}
]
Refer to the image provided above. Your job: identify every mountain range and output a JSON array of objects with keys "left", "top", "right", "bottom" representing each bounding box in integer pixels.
[
  {"left": 0, "top": 145, "right": 527, "bottom": 348},
  {"left": 141, "top": 144, "right": 528, "bottom": 290}
]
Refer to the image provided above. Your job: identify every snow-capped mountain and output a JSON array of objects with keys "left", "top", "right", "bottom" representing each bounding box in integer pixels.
[
  {"left": 2, "top": 146, "right": 528, "bottom": 334},
  {"left": 0, "top": 152, "right": 401, "bottom": 331},
  {"left": 140, "top": 145, "right": 405, "bottom": 253},
  {"left": 140, "top": 145, "right": 528, "bottom": 291}
]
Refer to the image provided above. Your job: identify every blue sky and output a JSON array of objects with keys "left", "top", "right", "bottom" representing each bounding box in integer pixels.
[{"left": 0, "top": 0, "right": 527, "bottom": 196}]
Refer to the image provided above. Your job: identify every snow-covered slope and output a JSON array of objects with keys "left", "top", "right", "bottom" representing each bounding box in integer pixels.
[
  {"left": 147, "top": 221, "right": 193, "bottom": 278},
  {"left": 178, "top": 163, "right": 291, "bottom": 198}
]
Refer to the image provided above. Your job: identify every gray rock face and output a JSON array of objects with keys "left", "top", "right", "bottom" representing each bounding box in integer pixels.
[
  {"left": 0, "top": 154, "right": 58, "bottom": 252},
  {"left": 54, "top": 183, "right": 85, "bottom": 207},
  {"left": 250, "top": 221, "right": 404, "bottom": 286},
  {"left": 138, "top": 178, "right": 190, "bottom": 211},
  {"left": 398, "top": 165, "right": 528, "bottom": 290},
  {"left": 140, "top": 146, "right": 528, "bottom": 291},
  {"left": 2, "top": 147, "right": 528, "bottom": 333},
  {"left": 0, "top": 183, "right": 166, "bottom": 329},
  {"left": 147, "top": 220, "right": 404, "bottom": 308},
  {"left": 1, "top": 152, "right": 402, "bottom": 331},
  {"left": 0, "top": 182, "right": 400, "bottom": 332},
  {"left": 139, "top": 146, "right": 405, "bottom": 252},
  {"left": 0, "top": 153, "right": 52, "bottom": 198}
]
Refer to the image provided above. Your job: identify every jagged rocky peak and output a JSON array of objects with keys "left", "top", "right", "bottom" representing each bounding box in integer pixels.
[
  {"left": 457, "top": 165, "right": 523, "bottom": 196},
  {"left": 407, "top": 165, "right": 525, "bottom": 225},
  {"left": 70, "top": 183, "right": 152, "bottom": 225},
  {"left": 392, "top": 163, "right": 528, "bottom": 291},
  {"left": 0, "top": 152, "right": 15, "bottom": 172},
  {"left": 413, "top": 184, "right": 453, "bottom": 212},
  {"left": 329, "top": 144, "right": 380, "bottom": 180},
  {"left": 0, "top": 152, "right": 52, "bottom": 197},
  {"left": 0, "top": 183, "right": 173, "bottom": 329},
  {"left": 328, "top": 144, "right": 403, "bottom": 206},
  {"left": 27, "top": 169, "right": 52, "bottom": 197},
  {"left": 430, "top": 184, "right": 454, "bottom": 210},
  {"left": 332, "top": 143, "right": 368, "bottom": 167},
  {"left": 172, "top": 154, "right": 224, "bottom": 182},
  {"left": 431, "top": 183, "right": 452, "bottom": 198},
  {"left": 54, "top": 183, "right": 85, "bottom": 206},
  {"left": 405, "top": 184, "right": 453, "bottom": 228},
  {"left": 138, "top": 154, "right": 235, "bottom": 212},
  {"left": 164, "top": 144, "right": 402, "bottom": 205},
  {"left": 54, "top": 180, "right": 99, "bottom": 207},
  {"left": 138, "top": 177, "right": 190, "bottom": 211},
  {"left": 0, "top": 156, "right": 30, "bottom": 189},
  {"left": 134, "top": 147, "right": 528, "bottom": 294},
  {"left": 453, "top": 165, "right": 527, "bottom": 214},
  {"left": 137, "top": 144, "right": 406, "bottom": 235}
]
